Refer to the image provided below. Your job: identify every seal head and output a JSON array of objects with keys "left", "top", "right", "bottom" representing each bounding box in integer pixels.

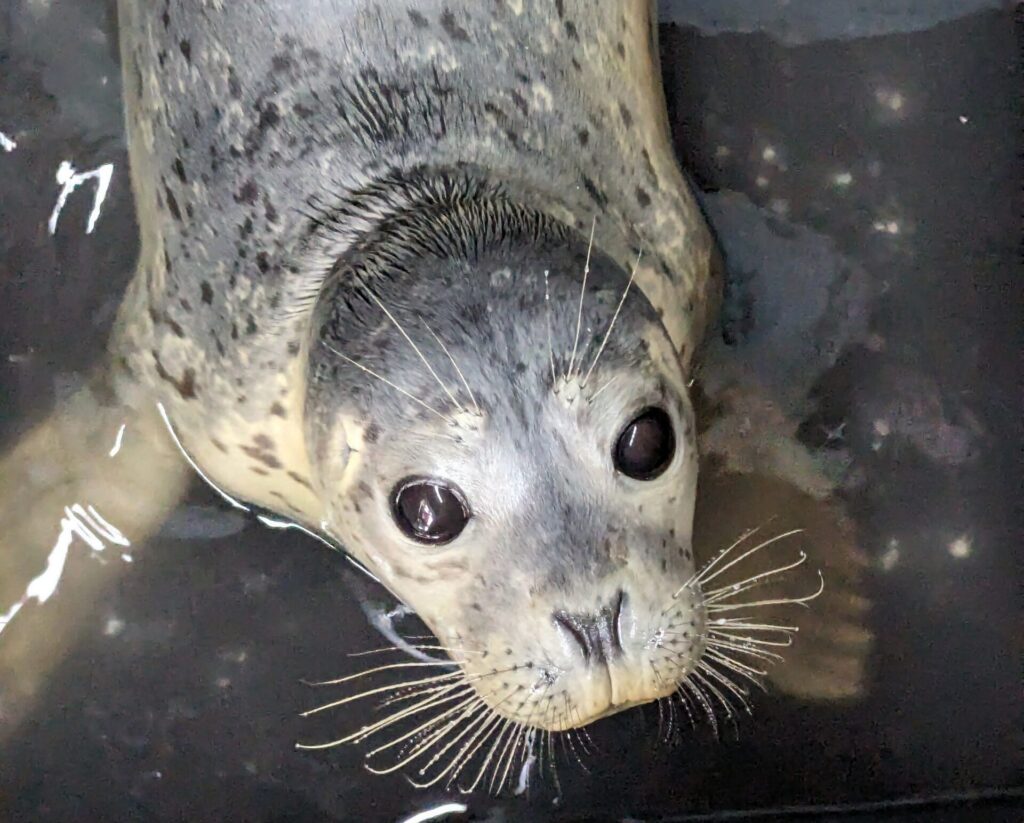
[{"left": 306, "top": 180, "right": 705, "bottom": 731}]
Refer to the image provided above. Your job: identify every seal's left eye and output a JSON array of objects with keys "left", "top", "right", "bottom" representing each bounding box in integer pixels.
[
  {"left": 392, "top": 477, "right": 470, "bottom": 545},
  {"left": 613, "top": 407, "right": 676, "bottom": 480}
]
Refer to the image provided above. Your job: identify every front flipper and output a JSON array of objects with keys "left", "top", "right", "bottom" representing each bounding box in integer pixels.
[
  {"left": 0, "top": 375, "right": 191, "bottom": 740},
  {"left": 694, "top": 463, "right": 872, "bottom": 703}
]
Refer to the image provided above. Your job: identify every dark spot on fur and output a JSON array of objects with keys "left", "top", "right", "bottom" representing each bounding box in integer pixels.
[
  {"left": 564, "top": 20, "right": 578, "bottom": 40},
  {"left": 164, "top": 186, "right": 182, "bottom": 221},
  {"left": 408, "top": 9, "right": 428, "bottom": 27},
  {"left": 179, "top": 39, "right": 191, "bottom": 63},
  {"left": 172, "top": 158, "right": 187, "bottom": 184},
  {"left": 230, "top": 323, "right": 239, "bottom": 340},
  {"left": 263, "top": 195, "right": 278, "bottom": 223},
  {"left": 253, "top": 433, "right": 275, "bottom": 451},
  {"left": 577, "top": 127, "right": 589, "bottom": 147},
  {"left": 580, "top": 175, "right": 608, "bottom": 208},
  {"left": 555, "top": 0, "right": 564, "bottom": 18},
  {"left": 641, "top": 148, "right": 660, "bottom": 189},
  {"left": 200, "top": 281, "right": 213, "bottom": 304},
  {"left": 271, "top": 54, "right": 293, "bottom": 73},
  {"left": 210, "top": 437, "right": 228, "bottom": 453},
  {"left": 245, "top": 315, "right": 258, "bottom": 335},
  {"left": 617, "top": 41, "right": 626, "bottom": 59},
  {"left": 255, "top": 252, "right": 270, "bottom": 273},
  {"left": 269, "top": 402, "right": 287, "bottom": 418},
  {"left": 619, "top": 101, "right": 633, "bottom": 128},
  {"left": 440, "top": 9, "right": 469, "bottom": 41},
  {"left": 293, "top": 102, "right": 315, "bottom": 119},
  {"left": 250, "top": 466, "right": 269, "bottom": 476},
  {"left": 636, "top": 186, "right": 651, "bottom": 207},
  {"left": 571, "top": 57, "right": 581, "bottom": 72},
  {"left": 152, "top": 352, "right": 196, "bottom": 399},
  {"left": 227, "top": 67, "right": 242, "bottom": 99},
  {"left": 364, "top": 422, "right": 380, "bottom": 444},
  {"left": 288, "top": 471, "right": 313, "bottom": 489},
  {"left": 287, "top": 340, "right": 300, "bottom": 356},
  {"left": 240, "top": 445, "right": 282, "bottom": 469},
  {"left": 235, "top": 179, "right": 258, "bottom": 204},
  {"left": 510, "top": 90, "right": 529, "bottom": 115}
]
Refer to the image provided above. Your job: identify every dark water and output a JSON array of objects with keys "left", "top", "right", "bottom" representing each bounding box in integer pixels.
[{"left": 0, "top": 2, "right": 1020, "bottom": 821}]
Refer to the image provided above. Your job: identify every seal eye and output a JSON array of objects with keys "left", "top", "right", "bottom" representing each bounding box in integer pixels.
[
  {"left": 392, "top": 478, "right": 470, "bottom": 545},
  {"left": 613, "top": 407, "right": 676, "bottom": 480}
]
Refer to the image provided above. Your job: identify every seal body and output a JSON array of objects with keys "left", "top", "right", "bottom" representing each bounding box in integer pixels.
[{"left": 111, "top": 0, "right": 721, "bottom": 735}]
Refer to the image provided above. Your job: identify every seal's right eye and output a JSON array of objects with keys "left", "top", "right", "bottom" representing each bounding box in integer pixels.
[{"left": 391, "top": 477, "right": 470, "bottom": 545}]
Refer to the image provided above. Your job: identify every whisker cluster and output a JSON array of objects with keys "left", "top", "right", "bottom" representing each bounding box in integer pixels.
[
  {"left": 296, "top": 645, "right": 566, "bottom": 795},
  {"left": 659, "top": 526, "right": 824, "bottom": 739}
]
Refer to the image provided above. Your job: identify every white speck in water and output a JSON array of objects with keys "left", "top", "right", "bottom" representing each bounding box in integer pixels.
[
  {"left": 769, "top": 198, "right": 789, "bottom": 217},
  {"left": 216, "top": 677, "right": 231, "bottom": 689},
  {"left": 872, "top": 220, "right": 901, "bottom": 235},
  {"left": 714, "top": 144, "right": 731, "bottom": 159},
  {"left": 958, "top": 115, "right": 968, "bottom": 124},
  {"left": 880, "top": 539, "right": 900, "bottom": 571},
  {"left": 399, "top": 803, "right": 469, "bottom": 823},
  {"left": 832, "top": 171, "right": 854, "bottom": 187},
  {"left": 948, "top": 535, "right": 972, "bottom": 559},
  {"left": 121, "top": 553, "right": 133, "bottom": 563},
  {"left": 48, "top": 160, "right": 115, "bottom": 235},
  {"left": 875, "top": 88, "right": 905, "bottom": 112},
  {"left": 104, "top": 617, "right": 125, "bottom": 636},
  {"left": 755, "top": 175, "right": 769, "bottom": 188},
  {"left": 108, "top": 422, "right": 127, "bottom": 457},
  {"left": 761, "top": 145, "right": 777, "bottom": 162},
  {"left": 0, "top": 131, "right": 16, "bottom": 152}
]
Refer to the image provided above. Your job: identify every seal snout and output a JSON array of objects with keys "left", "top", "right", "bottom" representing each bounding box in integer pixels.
[{"left": 552, "top": 590, "right": 626, "bottom": 664}]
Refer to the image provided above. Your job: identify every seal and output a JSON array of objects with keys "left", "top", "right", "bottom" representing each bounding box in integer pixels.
[{"left": 0, "top": 0, "right": 821, "bottom": 787}]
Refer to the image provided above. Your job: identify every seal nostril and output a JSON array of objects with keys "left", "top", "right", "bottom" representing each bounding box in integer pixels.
[
  {"left": 554, "top": 591, "right": 626, "bottom": 664},
  {"left": 610, "top": 589, "right": 626, "bottom": 653},
  {"left": 553, "top": 610, "right": 593, "bottom": 661}
]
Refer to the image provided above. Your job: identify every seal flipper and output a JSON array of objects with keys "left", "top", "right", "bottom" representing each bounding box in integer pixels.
[
  {"left": 693, "top": 462, "right": 873, "bottom": 704},
  {"left": 0, "top": 374, "right": 191, "bottom": 740}
]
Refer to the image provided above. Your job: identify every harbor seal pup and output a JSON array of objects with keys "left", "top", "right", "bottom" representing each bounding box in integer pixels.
[{"left": 0, "top": 0, "right": 827, "bottom": 786}]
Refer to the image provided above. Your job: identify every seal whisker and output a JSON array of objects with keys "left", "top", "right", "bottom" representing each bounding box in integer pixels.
[
  {"left": 581, "top": 245, "right": 643, "bottom": 387},
  {"left": 408, "top": 690, "right": 513, "bottom": 787},
  {"left": 678, "top": 676, "right": 719, "bottom": 738},
  {"left": 707, "top": 618, "right": 800, "bottom": 635},
  {"left": 691, "top": 670, "right": 738, "bottom": 726},
  {"left": 565, "top": 217, "right": 596, "bottom": 382},
  {"left": 364, "top": 696, "right": 486, "bottom": 772},
  {"left": 691, "top": 529, "right": 804, "bottom": 592},
  {"left": 707, "top": 629, "right": 794, "bottom": 649},
  {"left": 702, "top": 551, "right": 809, "bottom": 604},
  {"left": 364, "top": 281, "right": 470, "bottom": 416},
  {"left": 345, "top": 644, "right": 485, "bottom": 659},
  {"left": 363, "top": 694, "right": 484, "bottom": 766},
  {"left": 303, "top": 659, "right": 460, "bottom": 687},
  {"left": 703, "top": 649, "right": 768, "bottom": 684},
  {"left": 544, "top": 270, "right": 557, "bottom": 387},
  {"left": 460, "top": 716, "right": 515, "bottom": 794},
  {"left": 706, "top": 638, "right": 784, "bottom": 664},
  {"left": 324, "top": 343, "right": 459, "bottom": 428},
  {"left": 422, "top": 319, "right": 482, "bottom": 417},
  {"left": 705, "top": 570, "right": 825, "bottom": 613},
  {"left": 350, "top": 685, "right": 476, "bottom": 743},
  {"left": 300, "top": 671, "right": 465, "bottom": 716},
  {"left": 697, "top": 663, "right": 753, "bottom": 716},
  {"left": 675, "top": 525, "right": 765, "bottom": 596}
]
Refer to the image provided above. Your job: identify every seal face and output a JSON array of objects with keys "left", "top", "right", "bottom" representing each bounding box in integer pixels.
[{"left": 304, "top": 187, "right": 705, "bottom": 730}]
